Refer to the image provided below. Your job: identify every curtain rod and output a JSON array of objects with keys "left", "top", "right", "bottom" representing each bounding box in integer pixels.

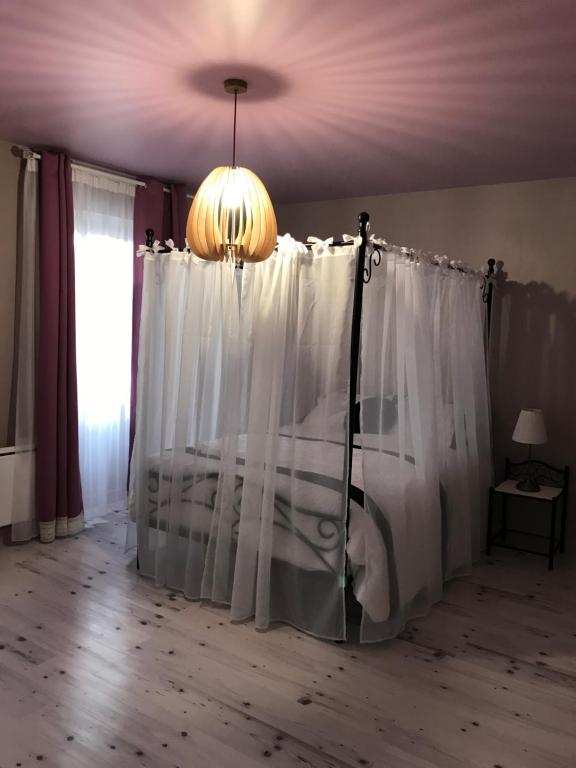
[
  {"left": 73, "top": 161, "right": 146, "bottom": 189},
  {"left": 12, "top": 145, "right": 194, "bottom": 198}
]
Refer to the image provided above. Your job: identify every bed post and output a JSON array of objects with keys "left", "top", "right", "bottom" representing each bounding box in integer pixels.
[
  {"left": 347, "top": 212, "right": 370, "bottom": 508},
  {"left": 483, "top": 258, "right": 496, "bottom": 342},
  {"left": 487, "top": 258, "right": 496, "bottom": 336}
]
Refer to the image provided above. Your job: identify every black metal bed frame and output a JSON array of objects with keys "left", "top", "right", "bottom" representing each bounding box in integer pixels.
[
  {"left": 344, "top": 212, "right": 495, "bottom": 528},
  {"left": 139, "top": 214, "right": 496, "bottom": 622},
  {"left": 144, "top": 213, "right": 495, "bottom": 495}
]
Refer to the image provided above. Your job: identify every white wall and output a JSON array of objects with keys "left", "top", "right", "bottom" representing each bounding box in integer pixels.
[
  {"left": 278, "top": 178, "right": 576, "bottom": 552},
  {"left": 0, "top": 140, "right": 20, "bottom": 448}
]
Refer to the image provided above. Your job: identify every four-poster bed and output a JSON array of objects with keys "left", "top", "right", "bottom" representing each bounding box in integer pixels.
[{"left": 130, "top": 212, "right": 494, "bottom": 642}]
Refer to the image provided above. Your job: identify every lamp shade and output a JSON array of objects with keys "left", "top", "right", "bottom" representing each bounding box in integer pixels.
[
  {"left": 186, "top": 166, "right": 277, "bottom": 263},
  {"left": 512, "top": 409, "right": 547, "bottom": 445}
]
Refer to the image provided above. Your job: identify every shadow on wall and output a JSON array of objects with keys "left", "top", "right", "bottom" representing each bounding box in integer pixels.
[{"left": 489, "top": 269, "right": 576, "bottom": 553}]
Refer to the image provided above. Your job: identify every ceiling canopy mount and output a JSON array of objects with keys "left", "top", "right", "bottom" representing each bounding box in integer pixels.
[{"left": 223, "top": 78, "right": 247, "bottom": 95}]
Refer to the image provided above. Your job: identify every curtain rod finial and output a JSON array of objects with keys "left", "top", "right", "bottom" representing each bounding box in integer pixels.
[{"left": 358, "top": 212, "right": 370, "bottom": 238}]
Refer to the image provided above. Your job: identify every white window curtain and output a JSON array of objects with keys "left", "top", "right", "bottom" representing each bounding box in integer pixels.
[
  {"left": 72, "top": 169, "right": 135, "bottom": 518},
  {"left": 11, "top": 156, "right": 39, "bottom": 542},
  {"left": 358, "top": 248, "right": 491, "bottom": 641},
  {"left": 131, "top": 238, "right": 356, "bottom": 639}
]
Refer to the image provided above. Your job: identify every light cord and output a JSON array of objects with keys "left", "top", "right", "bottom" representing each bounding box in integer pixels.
[{"left": 232, "top": 90, "right": 237, "bottom": 167}]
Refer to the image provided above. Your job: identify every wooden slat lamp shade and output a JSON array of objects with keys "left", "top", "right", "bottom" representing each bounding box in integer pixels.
[{"left": 186, "top": 165, "right": 277, "bottom": 262}]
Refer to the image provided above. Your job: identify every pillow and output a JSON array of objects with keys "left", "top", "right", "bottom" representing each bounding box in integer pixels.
[
  {"left": 294, "top": 391, "right": 348, "bottom": 437},
  {"left": 300, "top": 392, "right": 348, "bottom": 426},
  {"left": 356, "top": 395, "right": 455, "bottom": 452},
  {"left": 355, "top": 397, "right": 414, "bottom": 457}
]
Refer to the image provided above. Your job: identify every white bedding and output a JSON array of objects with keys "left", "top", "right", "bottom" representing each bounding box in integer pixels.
[{"left": 138, "top": 432, "right": 415, "bottom": 624}]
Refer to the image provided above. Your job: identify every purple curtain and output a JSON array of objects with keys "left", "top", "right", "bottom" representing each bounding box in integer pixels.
[
  {"left": 36, "top": 152, "right": 83, "bottom": 543},
  {"left": 170, "top": 183, "right": 191, "bottom": 250}
]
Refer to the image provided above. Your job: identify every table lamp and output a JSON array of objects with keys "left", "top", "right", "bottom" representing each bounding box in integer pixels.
[{"left": 512, "top": 408, "right": 547, "bottom": 492}]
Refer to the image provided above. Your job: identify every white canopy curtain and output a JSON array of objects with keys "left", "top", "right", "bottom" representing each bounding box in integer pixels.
[
  {"left": 131, "top": 237, "right": 356, "bottom": 639},
  {"left": 11, "top": 156, "right": 38, "bottom": 541},
  {"left": 358, "top": 246, "right": 491, "bottom": 641},
  {"left": 430, "top": 263, "right": 492, "bottom": 574},
  {"left": 72, "top": 169, "right": 135, "bottom": 518}
]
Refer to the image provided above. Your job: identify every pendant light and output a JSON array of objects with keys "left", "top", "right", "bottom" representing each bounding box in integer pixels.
[{"left": 186, "top": 78, "right": 277, "bottom": 263}]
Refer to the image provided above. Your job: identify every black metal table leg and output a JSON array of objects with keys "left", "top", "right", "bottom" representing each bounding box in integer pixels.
[
  {"left": 560, "top": 492, "right": 568, "bottom": 554},
  {"left": 501, "top": 493, "right": 508, "bottom": 542},
  {"left": 486, "top": 487, "right": 494, "bottom": 555},
  {"left": 548, "top": 499, "right": 558, "bottom": 570}
]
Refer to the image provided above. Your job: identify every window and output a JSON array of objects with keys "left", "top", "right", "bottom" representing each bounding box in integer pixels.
[{"left": 72, "top": 169, "right": 135, "bottom": 517}]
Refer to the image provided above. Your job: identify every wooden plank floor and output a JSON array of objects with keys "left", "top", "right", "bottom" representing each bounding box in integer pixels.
[{"left": 1, "top": 511, "right": 575, "bottom": 768}]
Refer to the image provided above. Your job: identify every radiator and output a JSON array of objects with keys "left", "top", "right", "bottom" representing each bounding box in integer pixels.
[{"left": 0, "top": 446, "right": 15, "bottom": 528}]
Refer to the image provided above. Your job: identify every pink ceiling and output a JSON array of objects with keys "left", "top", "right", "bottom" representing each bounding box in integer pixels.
[{"left": 1, "top": 0, "right": 576, "bottom": 203}]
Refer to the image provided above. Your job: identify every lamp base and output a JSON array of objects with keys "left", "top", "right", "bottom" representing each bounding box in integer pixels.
[{"left": 516, "top": 477, "right": 541, "bottom": 493}]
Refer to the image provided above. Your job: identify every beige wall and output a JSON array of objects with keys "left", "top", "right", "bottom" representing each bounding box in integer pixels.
[
  {"left": 0, "top": 140, "right": 19, "bottom": 448},
  {"left": 277, "top": 178, "right": 576, "bottom": 297},
  {"left": 278, "top": 178, "right": 576, "bottom": 552}
]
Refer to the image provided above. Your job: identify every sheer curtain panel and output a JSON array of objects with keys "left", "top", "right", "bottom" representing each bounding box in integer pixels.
[
  {"left": 130, "top": 180, "right": 165, "bottom": 459},
  {"left": 129, "top": 182, "right": 191, "bottom": 459},
  {"left": 359, "top": 251, "right": 442, "bottom": 641},
  {"left": 221, "top": 239, "right": 355, "bottom": 637},
  {"left": 430, "top": 266, "right": 492, "bottom": 576},
  {"left": 73, "top": 168, "right": 135, "bottom": 518},
  {"left": 131, "top": 238, "right": 356, "bottom": 639},
  {"left": 359, "top": 247, "right": 491, "bottom": 641}
]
